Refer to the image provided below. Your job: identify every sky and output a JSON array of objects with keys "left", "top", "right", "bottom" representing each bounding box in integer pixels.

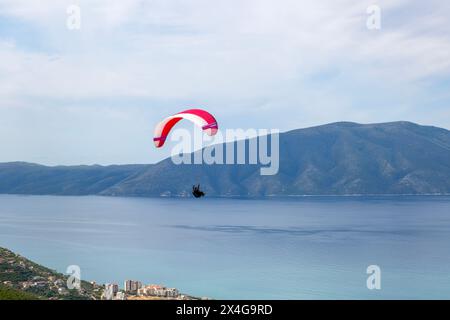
[{"left": 0, "top": 0, "right": 449, "bottom": 165}]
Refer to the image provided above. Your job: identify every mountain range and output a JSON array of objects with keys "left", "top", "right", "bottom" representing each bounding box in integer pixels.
[{"left": 1, "top": 121, "right": 449, "bottom": 197}]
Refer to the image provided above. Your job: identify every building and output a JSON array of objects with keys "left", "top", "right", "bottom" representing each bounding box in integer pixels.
[
  {"left": 102, "top": 283, "right": 119, "bottom": 300},
  {"left": 58, "top": 287, "right": 69, "bottom": 295},
  {"left": 54, "top": 279, "right": 65, "bottom": 287},
  {"left": 138, "top": 284, "right": 162, "bottom": 296},
  {"left": 166, "top": 288, "right": 179, "bottom": 298},
  {"left": 124, "top": 280, "right": 142, "bottom": 293},
  {"left": 114, "top": 291, "right": 126, "bottom": 300},
  {"left": 137, "top": 284, "right": 179, "bottom": 298}
]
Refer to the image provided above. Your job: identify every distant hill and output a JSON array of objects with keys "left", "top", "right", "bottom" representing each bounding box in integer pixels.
[
  {"left": 0, "top": 163, "right": 147, "bottom": 195},
  {"left": 1, "top": 121, "right": 449, "bottom": 197}
]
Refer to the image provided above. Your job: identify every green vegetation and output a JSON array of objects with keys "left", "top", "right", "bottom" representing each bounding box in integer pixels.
[
  {"left": 0, "top": 247, "right": 102, "bottom": 300},
  {"left": 0, "top": 284, "right": 40, "bottom": 300}
]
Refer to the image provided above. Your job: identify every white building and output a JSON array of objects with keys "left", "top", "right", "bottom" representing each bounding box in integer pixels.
[
  {"left": 114, "top": 291, "right": 126, "bottom": 300},
  {"left": 102, "top": 283, "right": 119, "bottom": 300},
  {"left": 166, "top": 288, "right": 179, "bottom": 298},
  {"left": 138, "top": 284, "right": 179, "bottom": 298}
]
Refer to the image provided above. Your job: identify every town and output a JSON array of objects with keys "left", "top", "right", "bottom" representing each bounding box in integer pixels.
[
  {"left": 101, "top": 280, "right": 206, "bottom": 300},
  {"left": 1, "top": 247, "right": 208, "bottom": 300}
]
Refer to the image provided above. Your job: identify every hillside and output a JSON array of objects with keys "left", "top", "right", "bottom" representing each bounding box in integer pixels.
[
  {"left": 0, "top": 284, "right": 40, "bottom": 300},
  {"left": 0, "top": 247, "right": 102, "bottom": 300},
  {"left": 1, "top": 121, "right": 449, "bottom": 197},
  {"left": 0, "top": 163, "right": 147, "bottom": 195}
]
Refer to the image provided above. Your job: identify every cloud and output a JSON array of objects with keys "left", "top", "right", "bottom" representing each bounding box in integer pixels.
[{"left": 0, "top": 0, "right": 449, "bottom": 164}]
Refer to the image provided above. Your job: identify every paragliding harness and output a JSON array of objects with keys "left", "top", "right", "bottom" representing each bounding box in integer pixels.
[{"left": 192, "top": 184, "right": 205, "bottom": 198}]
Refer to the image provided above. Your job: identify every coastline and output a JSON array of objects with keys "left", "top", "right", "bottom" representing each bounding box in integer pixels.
[
  {"left": 0, "top": 247, "right": 207, "bottom": 301},
  {"left": 1, "top": 192, "right": 450, "bottom": 200}
]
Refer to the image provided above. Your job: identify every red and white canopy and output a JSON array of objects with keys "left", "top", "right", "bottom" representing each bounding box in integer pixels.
[{"left": 153, "top": 109, "right": 219, "bottom": 148}]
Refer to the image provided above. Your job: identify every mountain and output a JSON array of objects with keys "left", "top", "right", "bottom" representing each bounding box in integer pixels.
[
  {"left": 1, "top": 121, "right": 450, "bottom": 197},
  {"left": 0, "top": 162, "right": 147, "bottom": 195}
]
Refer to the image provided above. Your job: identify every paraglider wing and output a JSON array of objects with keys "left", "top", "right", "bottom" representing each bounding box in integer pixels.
[{"left": 153, "top": 109, "right": 218, "bottom": 148}]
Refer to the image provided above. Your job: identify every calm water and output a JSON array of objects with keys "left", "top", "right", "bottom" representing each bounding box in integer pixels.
[{"left": 1, "top": 194, "right": 450, "bottom": 299}]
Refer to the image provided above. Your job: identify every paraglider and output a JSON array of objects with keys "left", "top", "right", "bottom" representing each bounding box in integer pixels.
[
  {"left": 154, "top": 108, "right": 218, "bottom": 198},
  {"left": 153, "top": 109, "right": 218, "bottom": 148},
  {"left": 192, "top": 184, "right": 205, "bottom": 198}
]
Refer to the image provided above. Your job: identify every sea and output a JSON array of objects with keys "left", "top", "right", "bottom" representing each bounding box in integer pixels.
[{"left": 1, "top": 194, "right": 450, "bottom": 299}]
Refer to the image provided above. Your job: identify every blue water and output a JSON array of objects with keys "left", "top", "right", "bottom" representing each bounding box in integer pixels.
[{"left": 1, "top": 194, "right": 450, "bottom": 299}]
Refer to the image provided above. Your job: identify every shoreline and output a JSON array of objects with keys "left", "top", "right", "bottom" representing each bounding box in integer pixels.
[
  {"left": 0, "top": 247, "right": 206, "bottom": 301},
  {"left": 1, "top": 193, "right": 450, "bottom": 200}
]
